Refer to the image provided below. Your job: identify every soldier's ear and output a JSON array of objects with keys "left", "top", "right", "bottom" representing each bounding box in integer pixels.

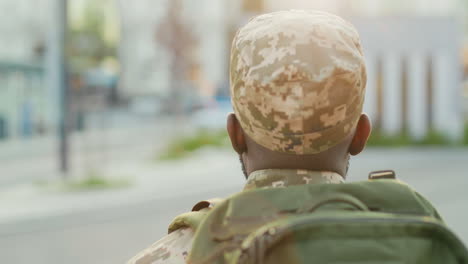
[
  {"left": 349, "top": 113, "right": 372, "bottom": 156},
  {"left": 227, "top": 113, "right": 247, "bottom": 155}
]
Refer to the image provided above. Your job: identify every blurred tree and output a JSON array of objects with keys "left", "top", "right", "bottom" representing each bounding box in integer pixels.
[
  {"left": 68, "top": 0, "right": 117, "bottom": 72},
  {"left": 66, "top": 0, "right": 120, "bottom": 180},
  {"left": 156, "top": 0, "right": 197, "bottom": 115}
]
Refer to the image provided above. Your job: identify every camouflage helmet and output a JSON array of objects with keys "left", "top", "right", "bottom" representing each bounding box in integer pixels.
[{"left": 230, "top": 10, "right": 367, "bottom": 155}]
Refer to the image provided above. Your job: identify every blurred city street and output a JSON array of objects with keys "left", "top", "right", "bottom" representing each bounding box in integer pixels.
[
  {"left": 1, "top": 0, "right": 468, "bottom": 263},
  {"left": 0, "top": 146, "right": 467, "bottom": 264}
]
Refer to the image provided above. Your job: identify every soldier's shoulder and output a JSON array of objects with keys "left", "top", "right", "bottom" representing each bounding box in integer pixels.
[
  {"left": 126, "top": 198, "right": 225, "bottom": 264},
  {"left": 126, "top": 228, "right": 194, "bottom": 264}
]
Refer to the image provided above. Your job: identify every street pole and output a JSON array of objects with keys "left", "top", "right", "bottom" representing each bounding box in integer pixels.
[{"left": 49, "top": 0, "right": 70, "bottom": 178}]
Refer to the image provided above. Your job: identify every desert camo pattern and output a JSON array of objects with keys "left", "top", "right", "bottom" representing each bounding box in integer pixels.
[
  {"left": 244, "top": 169, "right": 344, "bottom": 191},
  {"left": 230, "top": 10, "right": 367, "bottom": 154},
  {"left": 126, "top": 228, "right": 194, "bottom": 264},
  {"left": 127, "top": 169, "right": 343, "bottom": 264}
]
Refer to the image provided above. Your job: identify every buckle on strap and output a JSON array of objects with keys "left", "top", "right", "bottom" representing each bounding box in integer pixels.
[{"left": 368, "top": 170, "right": 396, "bottom": 180}]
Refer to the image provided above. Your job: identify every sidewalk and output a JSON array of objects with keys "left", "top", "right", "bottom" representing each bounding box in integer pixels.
[
  {"left": 0, "top": 116, "right": 201, "bottom": 188},
  {"left": 0, "top": 147, "right": 243, "bottom": 231},
  {"left": 1, "top": 146, "right": 467, "bottom": 236}
]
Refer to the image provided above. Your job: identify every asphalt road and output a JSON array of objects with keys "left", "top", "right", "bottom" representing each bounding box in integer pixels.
[{"left": 0, "top": 148, "right": 467, "bottom": 264}]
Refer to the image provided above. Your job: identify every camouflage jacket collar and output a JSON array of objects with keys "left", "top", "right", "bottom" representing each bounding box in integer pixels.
[{"left": 243, "top": 169, "right": 344, "bottom": 191}]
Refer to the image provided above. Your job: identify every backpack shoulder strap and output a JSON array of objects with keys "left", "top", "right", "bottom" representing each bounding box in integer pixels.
[{"left": 367, "top": 170, "right": 442, "bottom": 220}]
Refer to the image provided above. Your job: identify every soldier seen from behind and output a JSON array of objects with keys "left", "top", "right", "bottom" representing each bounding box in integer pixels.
[{"left": 128, "top": 10, "right": 468, "bottom": 264}]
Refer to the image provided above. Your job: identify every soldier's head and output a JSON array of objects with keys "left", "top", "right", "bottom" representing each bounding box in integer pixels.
[{"left": 227, "top": 10, "right": 371, "bottom": 179}]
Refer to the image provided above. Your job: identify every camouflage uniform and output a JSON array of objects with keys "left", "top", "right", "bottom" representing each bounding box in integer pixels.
[
  {"left": 127, "top": 10, "right": 366, "bottom": 264},
  {"left": 127, "top": 228, "right": 194, "bottom": 264},
  {"left": 127, "top": 170, "right": 344, "bottom": 264},
  {"left": 244, "top": 169, "right": 344, "bottom": 190}
]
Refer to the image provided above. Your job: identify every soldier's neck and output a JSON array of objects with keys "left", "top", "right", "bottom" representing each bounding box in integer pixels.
[{"left": 243, "top": 144, "right": 350, "bottom": 179}]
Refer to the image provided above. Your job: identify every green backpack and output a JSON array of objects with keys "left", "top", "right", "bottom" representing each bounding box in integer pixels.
[{"left": 169, "top": 179, "right": 468, "bottom": 264}]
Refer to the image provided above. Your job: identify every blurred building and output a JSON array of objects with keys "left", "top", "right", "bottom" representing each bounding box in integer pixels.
[
  {"left": 250, "top": 0, "right": 466, "bottom": 18},
  {"left": 117, "top": 0, "right": 230, "bottom": 113},
  {"left": 0, "top": 0, "right": 50, "bottom": 61},
  {"left": 0, "top": 0, "right": 51, "bottom": 139},
  {"left": 0, "top": 0, "right": 466, "bottom": 141}
]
